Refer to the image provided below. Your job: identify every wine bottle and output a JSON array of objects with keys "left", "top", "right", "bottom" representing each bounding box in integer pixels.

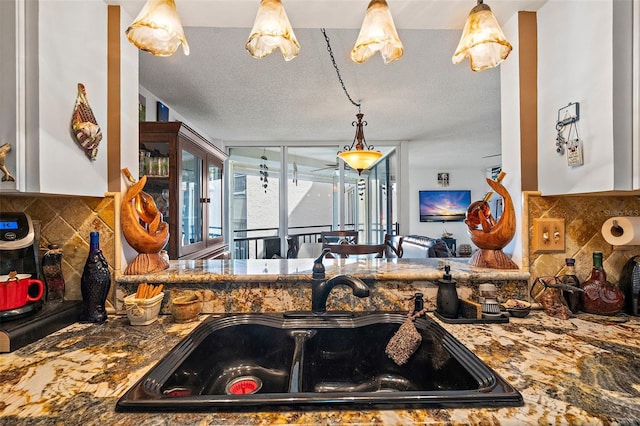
[
  {"left": 580, "top": 251, "right": 624, "bottom": 315},
  {"left": 560, "top": 258, "right": 580, "bottom": 314},
  {"left": 80, "top": 232, "right": 111, "bottom": 323},
  {"left": 465, "top": 171, "right": 506, "bottom": 229},
  {"left": 42, "top": 244, "right": 65, "bottom": 303}
]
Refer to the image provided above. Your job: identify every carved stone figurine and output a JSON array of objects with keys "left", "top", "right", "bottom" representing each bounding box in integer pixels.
[
  {"left": 0, "top": 143, "right": 16, "bottom": 182},
  {"left": 121, "top": 168, "right": 170, "bottom": 274},
  {"left": 465, "top": 173, "right": 518, "bottom": 269}
]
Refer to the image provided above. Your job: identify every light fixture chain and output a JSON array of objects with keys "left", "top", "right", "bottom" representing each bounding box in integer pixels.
[{"left": 321, "top": 28, "right": 361, "bottom": 111}]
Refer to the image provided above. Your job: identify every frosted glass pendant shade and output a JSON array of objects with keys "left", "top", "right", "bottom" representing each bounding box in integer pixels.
[
  {"left": 126, "top": 0, "right": 190, "bottom": 56},
  {"left": 245, "top": 0, "right": 300, "bottom": 61},
  {"left": 452, "top": 1, "right": 512, "bottom": 71},
  {"left": 351, "top": 0, "right": 403, "bottom": 64}
]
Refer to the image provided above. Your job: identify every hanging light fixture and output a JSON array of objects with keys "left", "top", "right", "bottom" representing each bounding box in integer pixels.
[
  {"left": 322, "top": 29, "right": 383, "bottom": 175},
  {"left": 245, "top": 0, "right": 300, "bottom": 61},
  {"left": 351, "top": 0, "right": 403, "bottom": 64},
  {"left": 452, "top": 0, "right": 512, "bottom": 72},
  {"left": 338, "top": 113, "right": 383, "bottom": 175},
  {"left": 126, "top": 0, "right": 189, "bottom": 56}
]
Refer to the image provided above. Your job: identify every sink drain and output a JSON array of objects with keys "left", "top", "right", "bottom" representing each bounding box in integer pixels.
[{"left": 225, "top": 376, "right": 263, "bottom": 395}]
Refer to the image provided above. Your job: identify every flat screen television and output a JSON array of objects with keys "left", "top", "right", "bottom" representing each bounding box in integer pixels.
[{"left": 419, "top": 190, "right": 471, "bottom": 222}]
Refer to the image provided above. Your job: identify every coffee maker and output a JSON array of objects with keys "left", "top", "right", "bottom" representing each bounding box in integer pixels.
[{"left": 0, "top": 212, "right": 39, "bottom": 278}]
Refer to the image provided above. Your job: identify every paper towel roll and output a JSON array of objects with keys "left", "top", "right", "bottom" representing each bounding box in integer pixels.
[{"left": 602, "top": 217, "right": 640, "bottom": 245}]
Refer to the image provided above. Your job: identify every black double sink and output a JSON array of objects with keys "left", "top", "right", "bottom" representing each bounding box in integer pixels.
[{"left": 116, "top": 312, "right": 523, "bottom": 412}]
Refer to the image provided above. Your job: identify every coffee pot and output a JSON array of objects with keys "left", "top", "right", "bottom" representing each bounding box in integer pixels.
[{"left": 0, "top": 212, "right": 39, "bottom": 278}]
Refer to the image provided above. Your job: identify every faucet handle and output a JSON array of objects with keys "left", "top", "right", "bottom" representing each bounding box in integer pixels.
[{"left": 312, "top": 248, "right": 331, "bottom": 279}]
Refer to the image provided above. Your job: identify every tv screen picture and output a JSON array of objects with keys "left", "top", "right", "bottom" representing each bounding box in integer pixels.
[{"left": 419, "top": 190, "right": 471, "bottom": 222}]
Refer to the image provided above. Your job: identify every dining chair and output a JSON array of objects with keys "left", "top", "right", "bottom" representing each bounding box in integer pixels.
[
  {"left": 286, "top": 235, "right": 300, "bottom": 259},
  {"left": 320, "top": 230, "right": 359, "bottom": 246},
  {"left": 324, "top": 243, "right": 386, "bottom": 259},
  {"left": 384, "top": 234, "right": 404, "bottom": 258}
]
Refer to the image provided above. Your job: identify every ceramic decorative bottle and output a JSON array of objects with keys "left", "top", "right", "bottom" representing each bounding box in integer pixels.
[
  {"left": 560, "top": 258, "right": 581, "bottom": 314},
  {"left": 436, "top": 265, "right": 459, "bottom": 319},
  {"left": 80, "top": 231, "right": 111, "bottom": 323},
  {"left": 580, "top": 251, "right": 624, "bottom": 315},
  {"left": 42, "top": 244, "right": 65, "bottom": 303}
]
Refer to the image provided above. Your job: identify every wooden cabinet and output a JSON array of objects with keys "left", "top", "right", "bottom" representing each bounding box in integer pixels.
[{"left": 139, "top": 122, "right": 227, "bottom": 259}]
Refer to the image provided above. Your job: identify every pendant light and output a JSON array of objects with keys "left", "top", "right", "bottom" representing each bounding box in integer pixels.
[
  {"left": 322, "top": 29, "right": 383, "bottom": 175},
  {"left": 452, "top": 0, "right": 512, "bottom": 72},
  {"left": 338, "top": 113, "right": 383, "bottom": 175},
  {"left": 126, "top": 0, "right": 189, "bottom": 56},
  {"left": 245, "top": 0, "right": 300, "bottom": 61},
  {"left": 351, "top": 0, "right": 404, "bottom": 64}
]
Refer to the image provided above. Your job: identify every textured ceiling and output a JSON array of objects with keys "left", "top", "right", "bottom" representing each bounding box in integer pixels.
[{"left": 113, "top": 0, "right": 547, "bottom": 169}]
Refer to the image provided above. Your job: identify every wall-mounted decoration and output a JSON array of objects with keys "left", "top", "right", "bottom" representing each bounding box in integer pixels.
[
  {"left": 358, "top": 179, "right": 366, "bottom": 200},
  {"left": 292, "top": 161, "right": 298, "bottom": 186},
  {"left": 555, "top": 102, "right": 583, "bottom": 166},
  {"left": 71, "top": 83, "right": 102, "bottom": 161},
  {"left": 139, "top": 94, "right": 146, "bottom": 121},
  {"left": 0, "top": 143, "right": 15, "bottom": 182},
  {"left": 437, "top": 172, "right": 449, "bottom": 186},
  {"left": 487, "top": 165, "right": 502, "bottom": 180},
  {"left": 259, "top": 154, "right": 269, "bottom": 193},
  {"left": 157, "top": 101, "right": 169, "bottom": 121}
]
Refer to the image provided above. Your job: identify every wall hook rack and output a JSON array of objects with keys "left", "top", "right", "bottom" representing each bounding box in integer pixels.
[
  {"left": 557, "top": 102, "right": 579, "bottom": 126},
  {"left": 554, "top": 102, "right": 583, "bottom": 167}
]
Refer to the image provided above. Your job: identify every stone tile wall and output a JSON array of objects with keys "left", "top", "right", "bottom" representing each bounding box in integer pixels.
[
  {"left": 3, "top": 191, "right": 638, "bottom": 308},
  {"left": 526, "top": 193, "right": 640, "bottom": 285},
  {"left": 0, "top": 195, "right": 116, "bottom": 302}
]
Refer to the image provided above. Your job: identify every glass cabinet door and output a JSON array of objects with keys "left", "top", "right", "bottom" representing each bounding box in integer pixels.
[{"left": 181, "top": 148, "right": 204, "bottom": 250}]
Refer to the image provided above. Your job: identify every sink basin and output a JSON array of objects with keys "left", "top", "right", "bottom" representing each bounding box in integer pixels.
[{"left": 116, "top": 312, "right": 523, "bottom": 412}]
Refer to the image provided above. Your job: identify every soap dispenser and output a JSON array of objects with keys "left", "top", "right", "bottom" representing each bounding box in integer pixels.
[{"left": 436, "top": 265, "right": 459, "bottom": 319}]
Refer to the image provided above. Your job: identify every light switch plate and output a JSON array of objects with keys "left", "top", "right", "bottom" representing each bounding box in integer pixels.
[{"left": 533, "top": 218, "right": 566, "bottom": 253}]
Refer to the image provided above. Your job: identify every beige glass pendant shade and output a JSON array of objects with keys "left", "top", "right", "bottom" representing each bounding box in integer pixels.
[
  {"left": 245, "top": 0, "right": 300, "bottom": 61},
  {"left": 126, "top": 0, "right": 190, "bottom": 56},
  {"left": 351, "top": 0, "right": 404, "bottom": 64},
  {"left": 452, "top": 1, "right": 512, "bottom": 72},
  {"left": 338, "top": 113, "right": 383, "bottom": 174},
  {"left": 338, "top": 150, "right": 383, "bottom": 174}
]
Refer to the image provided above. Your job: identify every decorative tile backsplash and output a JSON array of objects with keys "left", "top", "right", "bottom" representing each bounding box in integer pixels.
[
  {"left": 526, "top": 193, "right": 640, "bottom": 285},
  {"left": 2, "top": 191, "right": 638, "bottom": 307},
  {"left": 0, "top": 195, "right": 115, "bottom": 302}
]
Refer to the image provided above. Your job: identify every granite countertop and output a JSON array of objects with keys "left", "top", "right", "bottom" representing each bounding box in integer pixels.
[
  {"left": 1, "top": 311, "right": 639, "bottom": 425},
  {"left": 115, "top": 258, "right": 530, "bottom": 284}
]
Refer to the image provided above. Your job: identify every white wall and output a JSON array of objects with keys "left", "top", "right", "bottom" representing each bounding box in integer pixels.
[
  {"left": 0, "top": 0, "right": 17, "bottom": 189},
  {"left": 120, "top": 4, "right": 145, "bottom": 266},
  {"left": 120, "top": 6, "right": 142, "bottom": 187},
  {"left": 500, "top": 11, "right": 525, "bottom": 265},
  {"left": 138, "top": 85, "right": 222, "bottom": 151},
  {"left": 537, "top": 0, "right": 635, "bottom": 194},
  {"left": 405, "top": 162, "right": 497, "bottom": 250}
]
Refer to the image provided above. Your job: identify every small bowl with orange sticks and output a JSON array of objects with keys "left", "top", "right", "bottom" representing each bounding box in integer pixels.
[{"left": 124, "top": 283, "right": 165, "bottom": 326}]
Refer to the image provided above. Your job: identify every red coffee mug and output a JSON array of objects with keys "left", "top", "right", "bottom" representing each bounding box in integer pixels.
[{"left": 0, "top": 273, "right": 45, "bottom": 311}]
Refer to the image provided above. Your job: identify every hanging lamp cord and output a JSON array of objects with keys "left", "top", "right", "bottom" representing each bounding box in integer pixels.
[{"left": 321, "top": 28, "right": 361, "bottom": 112}]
